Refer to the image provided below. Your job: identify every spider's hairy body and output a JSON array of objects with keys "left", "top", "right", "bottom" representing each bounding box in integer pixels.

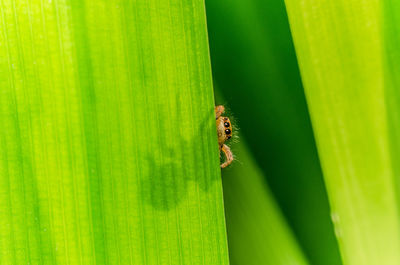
[{"left": 215, "top": 105, "right": 234, "bottom": 168}]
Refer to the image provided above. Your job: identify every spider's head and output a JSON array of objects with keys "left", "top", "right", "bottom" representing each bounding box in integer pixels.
[{"left": 217, "top": 116, "right": 232, "bottom": 145}]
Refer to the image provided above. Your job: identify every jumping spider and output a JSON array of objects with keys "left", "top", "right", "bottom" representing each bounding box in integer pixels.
[{"left": 215, "top": 105, "right": 233, "bottom": 168}]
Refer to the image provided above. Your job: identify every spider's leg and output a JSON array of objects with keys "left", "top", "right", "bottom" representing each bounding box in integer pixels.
[
  {"left": 215, "top": 105, "right": 225, "bottom": 119},
  {"left": 221, "top": 144, "right": 233, "bottom": 168}
]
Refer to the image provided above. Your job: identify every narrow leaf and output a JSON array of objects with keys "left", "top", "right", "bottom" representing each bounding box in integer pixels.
[
  {"left": 206, "top": 1, "right": 341, "bottom": 264},
  {"left": 284, "top": 0, "right": 400, "bottom": 264},
  {"left": 221, "top": 136, "right": 309, "bottom": 265}
]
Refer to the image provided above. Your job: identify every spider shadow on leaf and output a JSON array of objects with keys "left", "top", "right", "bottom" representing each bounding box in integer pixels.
[
  {"left": 141, "top": 147, "right": 188, "bottom": 211},
  {"left": 141, "top": 101, "right": 220, "bottom": 211}
]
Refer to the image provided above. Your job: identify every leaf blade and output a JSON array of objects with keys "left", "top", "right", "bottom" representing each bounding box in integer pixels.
[
  {"left": 284, "top": 0, "right": 400, "bottom": 264},
  {"left": 0, "top": 0, "right": 229, "bottom": 264}
]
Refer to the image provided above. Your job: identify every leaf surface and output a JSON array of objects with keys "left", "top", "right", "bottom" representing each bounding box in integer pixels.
[{"left": 0, "top": 0, "right": 229, "bottom": 264}]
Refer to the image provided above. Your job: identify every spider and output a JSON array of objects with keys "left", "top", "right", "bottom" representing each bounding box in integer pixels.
[{"left": 215, "top": 105, "right": 233, "bottom": 168}]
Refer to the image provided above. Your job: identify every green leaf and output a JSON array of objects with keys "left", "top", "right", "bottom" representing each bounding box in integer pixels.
[
  {"left": 0, "top": 0, "right": 229, "bottom": 264},
  {"left": 385, "top": 0, "right": 400, "bottom": 202},
  {"left": 284, "top": 0, "right": 400, "bottom": 264},
  {"left": 206, "top": 1, "right": 341, "bottom": 264},
  {"left": 221, "top": 136, "right": 309, "bottom": 265}
]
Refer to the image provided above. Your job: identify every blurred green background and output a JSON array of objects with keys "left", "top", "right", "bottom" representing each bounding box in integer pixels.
[{"left": 206, "top": 0, "right": 342, "bottom": 265}]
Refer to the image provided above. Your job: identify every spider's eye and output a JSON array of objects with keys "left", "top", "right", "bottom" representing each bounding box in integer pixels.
[
  {"left": 225, "top": 129, "right": 231, "bottom": 135},
  {"left": 227, "top": 135, "right": 231, "bottom": 140},
  {"left": 224, "top": 122, "right": 230, "bottom": 128}
]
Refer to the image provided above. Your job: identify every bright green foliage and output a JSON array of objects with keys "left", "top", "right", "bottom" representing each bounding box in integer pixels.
[
  {"left": 285, "top": 0, "right": 400, "bottom": 264},
  {"left": 385, "top": 0, "right": 400, "bottom": 205},
  {"left": 221, "top": 136, "right": 309, "bottom": 265},
  {"left": 0, "top": 0, "right": 229, "bottom": 264}
]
